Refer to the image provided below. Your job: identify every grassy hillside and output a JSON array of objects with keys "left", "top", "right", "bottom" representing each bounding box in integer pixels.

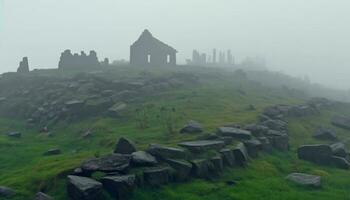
[{"left": 0, "top": 66, "right": 349, "bottom": 199}]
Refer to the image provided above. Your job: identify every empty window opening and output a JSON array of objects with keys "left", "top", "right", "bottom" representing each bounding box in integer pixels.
[
  {"left": 147, "top": 54, "right": 151, "bottom": 63},
  {"left": 167, "top": 55, "right": 170, "bottom": 63}
]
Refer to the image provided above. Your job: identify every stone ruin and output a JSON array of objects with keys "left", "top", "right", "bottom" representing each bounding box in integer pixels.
[
  {"left": 187, "top": 48, "right": 235, "bottom": 67},
  {"left": 58, "top": 50, "right": 109, "bottom": 70},
  {"left": 17, "top": 57, "right": 30, "bottom": 73}
]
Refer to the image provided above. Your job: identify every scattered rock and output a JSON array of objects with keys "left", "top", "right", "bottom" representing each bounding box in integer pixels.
[
  {"left": 81, "top": 154, "right": 131, "bottom": 174},
  {"left": 267, "top": 130, "right": 289, "bottom": 151},
  {"left": 217, "top": 127, "right": 252, "bottom": 140},
  {"left": 261, "top": 120, "right": 287, "bottom": 131},
  {"left": 331, "top": 156, "right": 350, "bottom": 169},
  {"left": 178, "top": 140, "right": 225, "bottom": 153},
  {"left": 67, "top": 175, "right": 103, "bottom": 200},
  {"left": 114, "top": 137, "right": 137, "bottom": 154},
  {"left": 144, "top": 167, "right": 171, "bottom": 186},
  {"left": 101, "top": 175, "right": 136, "bottom": 199},
  {"left": 286, "top": 173, "right": 321, "bottom": 188},
  {"left": 0, "top": 186, "right": 15, "bottom": 198},
  {"left": 43, "top": 148, "right": 62, "bottom": 156},
  {"left": 107, "top": 102, "right": 127, "bottom": 117},
  {"left": 131, "top": 151, "right": 158, "bottom": 166},
  {"left": 330, "top": 142, "right": 348, "bottom": 158},
  {"left": 180, "top": 120, "right": 203, "bottom": 134},
  {"left": 313, "top": 127, "right": 337, "bottom": 141},
  {"left": 7, "top": 131, "right": 21, "bottom": 138},
  {"left": 35, "top": 192, "right": 53, "bottom": 200},
  {"left": 331, "top": 116, "right": 350, "bottom": 130},
  {"left": 297, "top": 144, "right": 333, "bottom": 165}
]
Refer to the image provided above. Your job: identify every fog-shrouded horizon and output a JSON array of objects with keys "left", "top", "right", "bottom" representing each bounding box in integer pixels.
[{"left": 0, "top": 0, "right": 349, "bottom": 90}]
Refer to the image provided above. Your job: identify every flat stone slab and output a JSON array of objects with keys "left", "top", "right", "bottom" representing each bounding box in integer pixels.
[
  {"left": 178, "top": 140, "right": 225, "bottom": 153},
  {"left": 286, "top": 173, "right": 321, "bottom": 188},
  {"left": 331, "top": 116, "right": 350, "bottom": 130},
  {"left": 81, "top": 154, "right": 131, "bottom": 173},
  {"left": 217, "top": 127, "right": 252, "bottom": 140}
]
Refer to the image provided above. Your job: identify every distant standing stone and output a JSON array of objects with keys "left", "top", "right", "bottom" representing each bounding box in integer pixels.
[
  {"left": 67, "top": 175, "right": 103, "bottom": 200},
  {"left": 286, "top": 173, "right": 321, "bottom": 188},
  {"left": 114, "top": 137, "right": 137, "bottom": 154},
  {"left": 180, "top": 120, "right": 203, "bottom": 134}
]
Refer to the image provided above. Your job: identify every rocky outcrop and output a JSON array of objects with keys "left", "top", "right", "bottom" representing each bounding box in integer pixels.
[
  {"left": 165, "top": 159, "right": 192, "bottom": 181},
  {"left": 67, "top": 175, "right": 103, "bottom": 200},
  {"left": 331, "top": 116, "right": 350, "bottom": 130},
  {"left": 313, "top": 127, "right": 337, "bottom": 141},
  {"left": 114, "top": 137, "right": 137, "bottom": 154},
  {"left": 286, "top": 173, "right": 321, "bottom": 188},
  {"left": 144, "top": 167, "right": 171, "bottom": 186},
  {"left": 217, "top": 127, "right": 252, "bottom": 140},
  {"left": 147, "top": 144, "right": 187, "bottom": 160},
  {"left": 131, "top": 151, "right": 158, "bottom": 166},
  {"left": 233, "top": 143, "right": 249, "bottom": 166},
  {"left": 180, "top": 120, "right": 203, "bottom": 134},
  {"left": 101, "top": 175, "right": 136, "bottom": 199},
  {"left": 81, "top": 154, "right": 131, "bottom": 174},
  {"left": 178, "top": 140, "right": 225, "bottom": 153}
]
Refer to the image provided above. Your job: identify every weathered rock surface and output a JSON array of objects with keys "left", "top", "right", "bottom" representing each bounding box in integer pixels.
[
  {"left": 0, "top": 186, "right": 15, "bottom": 198},
  {"left": 233, "top": 143, "right": 249, "bottom": 166},
  {"left": 267, "top": 130, "right": 289, "bottom": 151},
  {"left": 331, "top": 116, "right": 350, "bottom": 130},
  {"left": 210, "top": 156, "right": 224, "bottom": 173},
  {"left": 131, "top": 151, "right": 157, "bottom": 166},
  {"left": 286, "top": 173, "right": 321, "bottom": 188},
  {"left": 313, "top": 127, "right": 337, "bottom": 141},
  {"left": 217, "top": 127, "right": 252, "bottom": 140},
  {"left": 220, "top": 149, "right": 236, "bottom": 167},
  {"left": 7, "top": 131, "right": 21, "bottom": 138},
  {"left": 35, "top": 192, "right": 53, "bottom": 200},
  {"left": 101, "top": 175, "right": 136, "bottom": 199},
  {"left": 244, "top": 124, "right": 268, "bottom": 137},
  {"left": 114, "top": 137, "right": 137, "bottom": 154},
  {"left": 165, "top": 159, "right": 192, "bottom": 181},
  {"left": 190, "top": 159, "right": 211, "bottom": 178},
  {"left": 148, "top": 144, "right": 187, "bottom": 160},
  {"left": 331, "top": 156, "right": 350, "bottom": 169},
  {"left": 178, "top": 140, "right": 225, "bottom": 153},
  {"left": 244, "top": 139, "right": 262, "bottom": 158},
  {"left": 67, "top": 175, "right": 103, "bottom": 200},
  {"left": 43, "top": 148, "right": 61, "bottom": 156},
  {"left": 330, "top": 142, "right": 348, "bottom": 158},
  {"left": 261, "top": 120, "right": 287, "bottom": 131},
  {"left": 180, "top": 120, "right": 203, "bottom": 134},
  {"left": 144, "top": 167, "right": 171, "bottom": 186},
  {"left": 81, "top": 154, "right": 131, "bottom": 174},
  {"left": 297, "top": 144, "right": 333, "bottom": 165}
]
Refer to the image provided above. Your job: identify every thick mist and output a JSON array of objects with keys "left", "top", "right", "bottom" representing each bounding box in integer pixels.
[{"left": 0, "top": 0, "right": 349, "bottom": 89}]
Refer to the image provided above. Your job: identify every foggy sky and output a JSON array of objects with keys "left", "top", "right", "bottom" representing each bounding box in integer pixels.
[{"left": 0, "top": 0, "right": 349, "bottom": 89}]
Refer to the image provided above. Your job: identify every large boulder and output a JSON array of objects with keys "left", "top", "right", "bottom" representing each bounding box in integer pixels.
[
  {"left": 101, "top": 175, "right": 136, "bottom": 199},
  {"left": 330, "top": 142, "right": 348, "bottom": 158},
  {"left": 267, "top": 130, "right": 289, "bottom": 151},
  {"left": 81, "top": 154, "right": 131, "bottom": 174},
  {"left": 144, "top": 167, "right": 171, "bottom": 186},
  {"left": 190, "top": 159, "right": 211, "bottom": 178},
  {"left": 297, "top": 144, "right": 332, "bottom": 165},
  {"left": 313, "top": 127, "right": 338, "bottom": 141},
  {"left": 178, "top": 140, "right": 225, "bottom": 153},
  {"left": 286, "top": 173, "right": 321, "bottom": 188},
  {"left": 67, "top": 175, "right": 103, "bottom": 200},
  {"left": 219, "top": 149, "right": 236, "bottom": 167},
  {"left": 261, "top": 120, "right": 287, "bottom": 132},
  {"left": 232, "top": 143, "right": 249, "bottom": 167},
  {"left": 0, "top": 186, "right": 15, "bottom": 198},
  {"left": 35, "top": 192, "right": 53, "bottom": 200},
  {"left": 180, "top": 120, "right": 203, "bottom": 134},
  {"left": 331, "top": 116, "right": 350, "bottom": 130},
  {"left": 131, "top": 151, "right": 158, "bottom": 166},
  {"left": 217, "top": 127, "right": 252, "bottom": 140},
  {"left": 243, "top": 139, "right": 262, "bottom": 158},
  {"left": 331, "top": 156, "right": 350, "bottom": 169},
  {"left": 244, "top": 124, "right": 268, "bottom": 137},
  {"left": 114, "top": 137, "right": 137, "bottom": 154},
  {"left": 210, "top": 156, "right": 224, "bottom": 173},
  {"left": 148, "top": 144, "right": 187, "bottom": 160},
  {"left": 165, "top": 159, "right": 192, "bottom": 181}
]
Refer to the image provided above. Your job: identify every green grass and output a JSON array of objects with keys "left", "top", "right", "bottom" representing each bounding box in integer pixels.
[{"left": 0, "top": 66, "right": 350, "bottom": 199}]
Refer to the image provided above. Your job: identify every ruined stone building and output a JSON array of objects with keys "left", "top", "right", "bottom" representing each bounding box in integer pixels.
[
  {"left": 130, "top": 29, "right": 177, "bottom": 66},
  {"left": 58, "top": 50, "right": 100, "bottom": 69},
  {"left": 17, "top": 57, "right": 29, "bottom": 73}
]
